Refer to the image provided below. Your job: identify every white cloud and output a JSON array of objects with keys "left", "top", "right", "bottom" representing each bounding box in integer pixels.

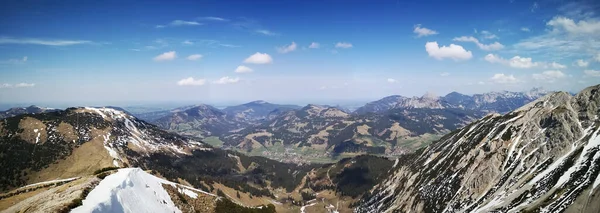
[
  {"left": 453, "top": 36, "right": 504, "bottom": 51},
  {"left": 413, "top": 24, "right": 438, "bottom": 37},
  {"left": 235, "top": 65, "right": 253, "bottom": 73},
  {"left": 549, "top": 62, "right": 567, "bottom": 69},
  {"left": 198, "top": 16, "right": 228, "bottom": 21},
  {"left": 186, "top": 54, "right": 203, "bottom": 61},
  {"left": 387, "top": 78, "right": 397, "bottom": 83},
  {"left": 584, "top": 70, "right": 600, "bottom": 77},
  {"left": 484, "top": 54, "right": 551, "bottom": 68},
  {"left": 480, "top": 30, "right": 498, "bottom": 40},
  {"left": 425, "top": 42, "right": 472, "bottom": 61},
  {"left": 335, "top": 42, "right": 353, "bottom": 49},
  {"left": 575, "top": 59, "right": 589, "bottom": 67},
  {"left": 244, "top": 52, "right": 273, "bottom": 64},
  {"left": 490, "top": 73, "right": 519, "bottom": 84},
  {"left": 596, "top": 53, "right": 600, "bottom": 62},
  {"left": 0, "top": 37, "right": 91, "bottom": 46},
  {"left": 547, "top": 16, "right": 600, "bottom": 35},
  {"left": 255, "top": 30, "right": 279, "bottom": 36},
  {"left": 277, "top": 42, "right": 297, "bottom": 53},
  {"left": 182, "top": 40, "right": 194, "bottom": 45},
  {"left": 15, "top": 83, "right": 35, "bottom": 87},
  {"left": 308, "top": 42, "right": 320, "bottom": 49},
  {"left": 514, "top": 16, "right": 600, "bottom": 59},
  {"left": 0, "top": 56, "right": 28, "bottom": 65},
  {"left": 156, "top": 20, "right": 203, "bottom": 28},
  {"left": 521, "top": 27, "right": 531, "bottom": 32},
  {"left": 532, "top": 70, "right": 566, "bottom": 82},
  {"left": 153, "top": 51, "right": 177, "bottom": 61},
  {"left": 213, "top": 76, "right": 240, "bottom": 84},
  {"left": 484, "top": 54, "right": 505, "bottom": 64},
  {"left": 177, "top": 77, "right": 206, "bottom": 86},
  {"left": 1, "top": 83, "right": 35, "bottom": 88},
  {"left": 170, "top": 20, "right": 202, "bottom": 26},
  {"left": 440, "top": 72, "right": 450, "bottom": 76},
  {"left": 477, "top": 81, "right": 485, "bottom": 85},
  {"left": 509, "top": 56, "right": 540, "bottom": 68}
]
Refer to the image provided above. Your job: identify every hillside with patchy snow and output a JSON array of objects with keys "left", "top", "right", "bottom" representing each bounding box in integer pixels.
[{"left": 356, "top": 85, "right": 600, "bottom": 212}]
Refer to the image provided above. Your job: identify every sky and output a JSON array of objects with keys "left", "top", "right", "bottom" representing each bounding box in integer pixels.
[{"left": 1, "top": 0, "right": 599, "bottom": 106}]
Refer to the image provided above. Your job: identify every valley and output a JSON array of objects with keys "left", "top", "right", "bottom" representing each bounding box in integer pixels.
[{"left": 126, "top": 88, "right": 546, "bottom": 164}]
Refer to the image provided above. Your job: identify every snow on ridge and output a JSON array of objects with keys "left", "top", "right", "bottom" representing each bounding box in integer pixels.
[{"left": 73, "top": 168, "right": 213, "bottom": 213}]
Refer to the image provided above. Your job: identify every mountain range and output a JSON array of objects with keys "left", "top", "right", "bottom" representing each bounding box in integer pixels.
[
  {"left": 0, "top": 105, "right": 56, "bottom": 119},
  {"left": 0, "top": 85, "right": 599, "bottom": 212}
]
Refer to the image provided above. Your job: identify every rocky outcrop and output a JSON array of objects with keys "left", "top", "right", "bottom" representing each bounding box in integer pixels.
[{"left": 356, "top": 84, "right": 600, "bottom": 213}]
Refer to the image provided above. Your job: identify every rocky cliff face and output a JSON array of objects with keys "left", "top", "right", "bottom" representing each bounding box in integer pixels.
[{"left": 356, "top": 85, "right": 600, "bottom": 213}]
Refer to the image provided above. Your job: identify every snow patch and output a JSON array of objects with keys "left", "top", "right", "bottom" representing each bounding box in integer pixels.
[
  {"left": 73, "top": 168, "right": 182, "bottom": 213},
  {"left": 392, "top": 158, "right": 399, "bottom": 168}
]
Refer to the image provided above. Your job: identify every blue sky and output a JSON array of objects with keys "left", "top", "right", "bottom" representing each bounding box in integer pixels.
[{"left": 1, "top": 0, "right": 599, "bottom": 106}]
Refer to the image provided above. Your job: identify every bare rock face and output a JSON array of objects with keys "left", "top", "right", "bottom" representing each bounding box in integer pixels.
[{"left": 356, "top": 84, "right": 600, "bottom": 213}]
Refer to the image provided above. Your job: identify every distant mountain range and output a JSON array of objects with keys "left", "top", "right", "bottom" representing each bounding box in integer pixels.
[
  {"left": 354, "top": 87, "right": 548, "bottom": 114},
  {"left": 0, "top": 88, "right": 550, "bottom": 162},
  {"left": 108, "top": 88, "right": 550, "bottom": 162},
  {"left": 0, "top": 105, "right": 57, "bottom": 119}
]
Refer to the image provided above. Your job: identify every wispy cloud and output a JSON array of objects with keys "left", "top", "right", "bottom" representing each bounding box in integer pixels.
[
  {"left": 233, "top": 18, "right": 279, "bottom": 36},
  {"left": 484, "top": 54, "right": 566, "bottom": 69},
  {"left": 584, "top": 70, "right": 600, "bottom": 77},
  {"left": 413, "top": 24, "right": 438, "bottom": 37},
  {"left": 0, "top": 56, "right": 28, "bottom": 65},
  {"left": 513, "top": 16, "right": 600, "bottom": 59},
  {"left": 521, "top": 27, "right": 531, "bottom": 32},
  {"left": 213, "top": 76, "right": 240, "bottom": 84},
  {"left": 308, "top": 42, "right": 320, "bottom": 49},
  {"left": 490, "top": 73, "right": 520, "bottom": 84},
  {"left": 0, "top": 82, "right": 35, "bottom": 88},
  {"left": 479, "top": 30, "right": 498, "bottom": 40},
  {"left": 255, "top": 29, "right": 279, "bottom": 36},
  {"left": 440, "top": 72, "right": 450, "bottom": 76},
  {"left": 156, "top": 20, "right": 203, "bottom": 28},
  {"left": 453, "top": 36, "right": 504, "bottom": 51},
  {"left": 532, "top": 70, "right": 565, "bottom": 82},
  {"left": 186, "top": 54, "right": 203, "bottom": 61},
  {"left": 186, "top": 39, "right": 240, "bottom": 48},
  {"left": 277, "top": 42, "right": 297, "bottom": 53},
  {"left": 153, "top": 51, "right": 177, "bottom": 61},
  {"left": 387, "top": 78, "right": 397, "bottom": 83},
  {"left": 425, "top": 42, "right": 472, "bottom": 61},
  {"left": 335, "top": 42, "right": 353, "bottom": 49},
  {"left": 177, "top": 77, "right": 206, "bottom": 86},
  {"left": 0, "top": 37, "right": 91, "bottom": 46},
  {"left": 197, "top": 16, "right": 229, "bottom": 21}
]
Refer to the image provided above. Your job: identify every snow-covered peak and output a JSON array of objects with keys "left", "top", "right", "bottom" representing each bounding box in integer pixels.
[{"left": 73, "top": 168, "right": 214, "bottom": 213}]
